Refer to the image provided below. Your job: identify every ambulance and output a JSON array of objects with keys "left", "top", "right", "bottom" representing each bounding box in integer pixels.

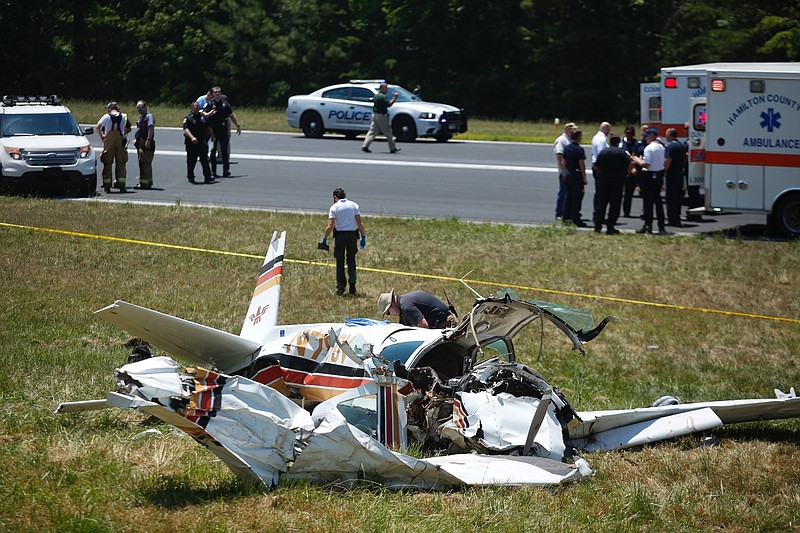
[
  {"left": 687, "top": 64, "right": 800, "bottom": 237},
  {"left": 640, "top": 63, "right": 796, "bottom": 138}
]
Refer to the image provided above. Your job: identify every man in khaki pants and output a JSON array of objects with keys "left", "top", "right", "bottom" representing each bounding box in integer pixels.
[
  {"left": 133, "top": 100, "right": 155, "bottom": 189},
  {"left": 361, "top": 83, "right": 400, "bottom": 154},
  {"left": 95, "top": 101, "right": 131, "bottom": 192}
]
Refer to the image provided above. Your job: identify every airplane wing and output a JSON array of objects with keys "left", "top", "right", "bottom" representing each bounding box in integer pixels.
[
  {"left": 95, "top": 300, "right": 261, "bottom": 371},
  {"left": 569, "top": 393, "right": 800, "bottom": 452}
]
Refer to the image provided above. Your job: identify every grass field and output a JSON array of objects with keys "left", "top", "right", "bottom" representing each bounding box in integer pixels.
[
  {"left": 1, "top": 196, "right": 799, "bottom": 532},
  {"left": 64, "top": 100, "right": 572, "bottom": 144}
]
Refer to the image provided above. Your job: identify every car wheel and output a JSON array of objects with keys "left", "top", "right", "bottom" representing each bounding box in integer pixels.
[
  {"left": 392, "top": 116, "right": 417, "bottom": 143},
  {"left": 83, "top": 172, "right": 98, "bottom": 197},
  {"left": 773, "top": 192, "right": 800, "bottom": 238},
  {"left": 300, "top": 111, "right": 324, "bottom": 138}
]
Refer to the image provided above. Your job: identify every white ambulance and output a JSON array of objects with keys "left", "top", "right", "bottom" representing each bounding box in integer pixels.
[
  {"left": 640, "top": 63, "right": 795, "bottom": 138},
  {"left": 687, "top": 64, "right": 800, "bottom": 237}
]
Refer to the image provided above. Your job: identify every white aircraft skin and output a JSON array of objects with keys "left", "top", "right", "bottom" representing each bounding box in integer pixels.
[{"left": 55, "top": 231, "right": 800, "bottom": 489}]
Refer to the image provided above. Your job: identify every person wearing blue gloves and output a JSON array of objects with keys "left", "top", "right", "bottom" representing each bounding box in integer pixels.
[{"left": 321, "top": 187, "right": 366, "bottom": 296}]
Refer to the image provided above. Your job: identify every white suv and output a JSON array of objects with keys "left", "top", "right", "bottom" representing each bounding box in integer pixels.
[
  {"left": 286, "top": 80, "right": 468, "bottom": 142},
  {"left": 0, "top": 95, "right": 97, "bottom": 195}
]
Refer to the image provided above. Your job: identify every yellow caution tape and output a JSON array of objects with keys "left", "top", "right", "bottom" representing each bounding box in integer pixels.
[{"left": 3, "top": 221, "right": 798, "bottom": 325}]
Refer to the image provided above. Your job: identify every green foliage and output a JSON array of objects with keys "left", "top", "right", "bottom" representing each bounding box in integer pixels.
[{"left": 2, "top": 0, "right": 798, "bottom": 123}]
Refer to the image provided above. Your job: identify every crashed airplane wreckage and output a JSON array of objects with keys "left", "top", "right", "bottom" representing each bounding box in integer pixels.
[{"left": 56, "top": 231, "right": 800, "bottom": 489}]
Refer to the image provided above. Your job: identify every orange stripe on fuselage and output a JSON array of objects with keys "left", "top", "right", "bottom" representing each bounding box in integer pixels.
[{"left": 706, "top": 151, "right": 800, "bottom": 167}]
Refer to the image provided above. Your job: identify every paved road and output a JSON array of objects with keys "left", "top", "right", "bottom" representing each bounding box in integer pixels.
[{"left": 83, "top": 128, "right": 770, "bottom": 236}]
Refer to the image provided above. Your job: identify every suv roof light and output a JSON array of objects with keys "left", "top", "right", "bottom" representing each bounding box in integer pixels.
[
  {"left": 349, "top": 79, "right": 386, "bottom": 84},
  {"left": 2, "top": 94, "right": 62, "bottom": 107}
]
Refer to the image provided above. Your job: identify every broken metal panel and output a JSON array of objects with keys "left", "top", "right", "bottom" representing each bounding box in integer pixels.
[
  {"left": 288, "top": 409, "right": 461, "bottom": 489},
  {"left": 424, "top": 455, "right": 594, "bottom": 486},
  {"left": 439, "top": 391, "right": 567, "bottom": 461},
  {"left": 113, "top": 358, "right": 315, "bottom": 487}
]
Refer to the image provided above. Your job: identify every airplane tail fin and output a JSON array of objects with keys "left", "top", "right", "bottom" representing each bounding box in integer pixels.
[{"left": 240, "top": 230, "right": 286, "bottom": 342}]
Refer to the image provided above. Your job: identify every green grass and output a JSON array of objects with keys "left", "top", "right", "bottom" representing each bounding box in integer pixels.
[
  {"left": 65, "top": 99, "right": 574, "bottom": 143},
  {"left": 1, "top": 196, "right": 799, "bottom": 532}
]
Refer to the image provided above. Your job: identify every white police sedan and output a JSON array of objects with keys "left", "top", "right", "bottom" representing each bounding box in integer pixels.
[{"left": 286, "top": 80, "right": 467, "bottom": 142}]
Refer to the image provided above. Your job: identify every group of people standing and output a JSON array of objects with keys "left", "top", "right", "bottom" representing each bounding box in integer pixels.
[
  {"left": 95, "top": 100, "right": 155, "bottom": 192},
  {"left": 94, "top": 86, "right": 242, "bottom": 191},
  {"left": 183, "top": 86, "right": 242, "bottom": 184},
  {"left": 553, "top": 121, "right": 688, "bottom": 235}
]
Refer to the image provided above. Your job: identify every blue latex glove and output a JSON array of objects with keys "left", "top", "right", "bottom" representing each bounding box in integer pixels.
[
  {"left": 320, "top": 237, "right": 327, "bottom": 246},
  {"left": 360, "top": 235, "right": 366, "bottom": 249}
]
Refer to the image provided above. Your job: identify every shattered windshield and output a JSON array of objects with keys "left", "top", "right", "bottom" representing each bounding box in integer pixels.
[{"left": 1, "top": 113, "right": 81, "bottom": 137}]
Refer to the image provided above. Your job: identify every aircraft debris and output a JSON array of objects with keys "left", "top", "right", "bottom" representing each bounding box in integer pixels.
[{"left": 55, "top": 231, "right": 800, "bottom": 489}]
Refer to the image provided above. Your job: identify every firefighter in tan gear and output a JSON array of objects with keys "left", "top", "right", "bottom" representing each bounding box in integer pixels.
[{"left": 95, "top": 101, "right": 131, "bottom": 192}]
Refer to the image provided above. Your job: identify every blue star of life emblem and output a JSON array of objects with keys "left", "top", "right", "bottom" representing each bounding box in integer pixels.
[{"left": 759, "top": 108, "right": 781, "bottom": 132}]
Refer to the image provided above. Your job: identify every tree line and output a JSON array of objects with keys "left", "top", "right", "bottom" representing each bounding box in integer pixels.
[{"left": 2, "top": 0, "right": 798, "bottom": 122}]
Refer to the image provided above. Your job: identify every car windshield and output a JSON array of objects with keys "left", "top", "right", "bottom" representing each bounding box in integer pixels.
[
  {"left": 388, "top": 85, "right": 422, "bottom": 103},
  {"left": 0, "top": 113, "right": 81, "bottom": 137}
]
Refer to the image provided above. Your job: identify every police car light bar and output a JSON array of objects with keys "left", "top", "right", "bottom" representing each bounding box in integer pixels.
[
  {"left": 349, "top": 79, "right": 386, "bottom": 84},
  {"left": 664, "top": 77, "right": 678, "bottom": 89},
  {"left": 710, "top": 79, "right": 726, "bottom": 92},
  {"left": 1, "top": 94, "right": 62, "bottom": 106}
]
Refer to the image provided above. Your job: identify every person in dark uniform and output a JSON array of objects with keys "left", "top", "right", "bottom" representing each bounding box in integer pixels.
[
  {"left": 562, "top": 129, "right": 587, "bottom": 227},
  {"left": 204, "top": 86, "right": 237, "bottom": 177},
  {"left": 664, "top": 128, "right": 686, "bottom": 227},
  {"left": 378, "top": 289, "right": 456, "bottom": 329},
  {"left": 594, "top": 134, "right": 633, "bottom": 235},
  {"left": 618, "top": 126, "right": 640, "bottom": 218},
  {"left": 182, "top": 101, "right": 214, "bottom": 184}
]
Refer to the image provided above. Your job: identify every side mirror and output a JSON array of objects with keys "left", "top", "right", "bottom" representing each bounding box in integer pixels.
[{"left": 83, "top": 126, "right": 94, "bottom": 135}]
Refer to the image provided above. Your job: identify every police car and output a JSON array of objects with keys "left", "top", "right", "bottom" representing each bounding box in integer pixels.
[
  {"left": 0, "top": 95, "right": 97, "bottom": 195},
  {"left": 286, "top": 80, "right": 467, "bottom": 142}
]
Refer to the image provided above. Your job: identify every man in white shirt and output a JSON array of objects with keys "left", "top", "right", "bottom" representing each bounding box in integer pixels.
[
  {"left": 320, "top": 187, "right": 367, "bottom": 296},
  {"left": 633, "top": 128, "right": 667, "bottom": 234},
  {"left": 591, "top": 122, "right": 611, "bottom": 220},
  {"left": 553, "top": 122, "right": 577, "bottom": 220}
]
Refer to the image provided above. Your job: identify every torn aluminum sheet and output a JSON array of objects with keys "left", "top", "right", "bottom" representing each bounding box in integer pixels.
[{"left": 55, "top": 229, "right": 800, "bottom": 490}]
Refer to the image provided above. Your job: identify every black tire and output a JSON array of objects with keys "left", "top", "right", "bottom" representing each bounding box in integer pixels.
[
  {"left": 392, "top": 116, "right": 417, "bottom": 143},
  {"left": 434, "top": 133, "right": 452, "bottom": 143},
  {"left": 300, "top": 111, "right": 324, "bottom": 138},
  {"left": 773, "top": 192, "right": 800, "bottom": 238},
  {"left": 83, "top": 173, "right": 98, "bottom": 197}
]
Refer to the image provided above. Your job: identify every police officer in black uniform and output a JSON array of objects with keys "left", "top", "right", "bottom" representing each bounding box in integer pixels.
[
  {"left": 182, "top": 101, "right": 214, "bottom": 184},
  {"left": 204, "top": 86, "right": 235, "bottom": 178}
]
